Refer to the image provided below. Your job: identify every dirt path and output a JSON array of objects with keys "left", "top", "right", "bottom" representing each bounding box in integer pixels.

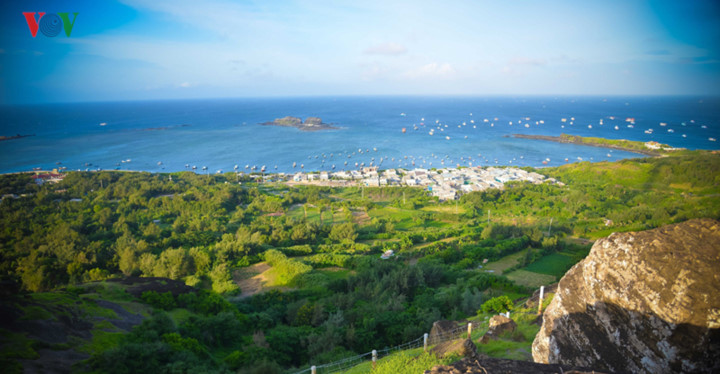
[{"left": 233, "top": 262, "right": 272, "bottom": 299}]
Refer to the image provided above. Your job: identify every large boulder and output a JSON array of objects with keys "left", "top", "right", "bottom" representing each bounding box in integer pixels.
[
  {"left": 429, "top": 320, "right": 458, "bottom": 344},
  {"left": 430, "top": 338, "right": 481, "bottom": 360},
  {"left": 532, "top": 219, "right": 720, "bottom": 373},
  {"left": 478, "top": 315, "right": 518, "bottom": 343}
]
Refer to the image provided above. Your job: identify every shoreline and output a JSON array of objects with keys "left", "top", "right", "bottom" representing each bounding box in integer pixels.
[{"left": 511, "top": 134, "right": 662, "bottom": 156}]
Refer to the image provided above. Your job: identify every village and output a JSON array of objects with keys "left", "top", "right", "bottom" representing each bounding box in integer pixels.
[
  {"left": 285, "top": 166, "right": 562, "bottom": 201},
  {"left": 6, "top": 166, "right": 562, "bottom": 203}
]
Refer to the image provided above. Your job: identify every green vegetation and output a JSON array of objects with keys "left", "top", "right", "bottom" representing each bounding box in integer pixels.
[
  {"left": 524, "top": 253, "right": 577, "bottom": 277},
  {"left": 0, "top": 150, "right": 718, "bottom": 372},
  {"left": 480, "top": 295, "right": 514, "bottom": 314},
  {"left": 343, "top": 349, "right": 460, "bottom": 374}
]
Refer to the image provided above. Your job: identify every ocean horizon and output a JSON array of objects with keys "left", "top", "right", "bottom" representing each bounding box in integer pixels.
[{"left": 1, "top": 96, "right": 718, "bottom": 175}]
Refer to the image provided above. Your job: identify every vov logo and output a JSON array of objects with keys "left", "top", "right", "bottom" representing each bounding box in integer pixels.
[{"left": 23, "top": 12, "right": 79, "bottom": 37}]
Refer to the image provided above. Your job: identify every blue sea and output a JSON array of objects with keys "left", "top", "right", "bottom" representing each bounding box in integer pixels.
[{"left": 1, "top": 96, "right": 718, "bottom": 174}]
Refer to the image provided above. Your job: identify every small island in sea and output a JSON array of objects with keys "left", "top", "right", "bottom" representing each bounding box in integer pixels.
[
  {"left": 0, "top": 134, "right": 34, "bottom": 142},
  {"left": 260, "top": 116, "right": 337, "bottom": 131}
]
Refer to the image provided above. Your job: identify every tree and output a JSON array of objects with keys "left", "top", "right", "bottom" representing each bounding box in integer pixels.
[
  {"left": 208, "top": 263, "right": 239, "bottom": 294},
  {"left": 480, "top": 295, "right": 514, "bottom": 314},
  {"left": 328, "top": 222, "right": 357, "bottom": 243}
]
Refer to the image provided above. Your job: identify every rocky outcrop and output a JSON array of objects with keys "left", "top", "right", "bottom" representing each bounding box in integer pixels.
[
  {"left": 260, "top": 116, "right": 337, "bottom": 131},
  {"left": 428, "top": 320, "right": 458, "bottom": 344},
  {"left": 532, "top": 219, "right": 720, "bottom": 373},
  {"left": 478, "top": 315, "right": 517, "bottom": 343},
  {"left": 425, "top": 357, "right": 602, "bottom": 374},
  {"left": 431, "top": 338, "right": 483, "bottom": 360}
]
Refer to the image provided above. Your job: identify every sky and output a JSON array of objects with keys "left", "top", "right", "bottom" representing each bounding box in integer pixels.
[{"left": 1, "top": 0, "right": 719, "bottom": 104}]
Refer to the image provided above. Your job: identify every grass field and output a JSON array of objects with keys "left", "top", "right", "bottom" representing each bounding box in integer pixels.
[
  {"left": 482, "top": 251, "right": 525, "bottom": 274},
  {"left": 504, "top": 270, "right": 557, "bottom": 288},
  {"left": 524, "top": 253, "right": 577, "bottom": 277}
]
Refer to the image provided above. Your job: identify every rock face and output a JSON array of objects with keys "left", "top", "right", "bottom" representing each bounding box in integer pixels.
[
  {"left": 532, "top": 219, "right": 720, "bottom": 373},
  {"left": 479, "top": 315, "right": 517, "bottom": 343}
]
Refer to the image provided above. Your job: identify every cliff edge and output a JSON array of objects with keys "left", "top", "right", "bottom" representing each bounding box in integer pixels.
[{"left": 532, "top": 218, "right": 720, "bottom": 373}]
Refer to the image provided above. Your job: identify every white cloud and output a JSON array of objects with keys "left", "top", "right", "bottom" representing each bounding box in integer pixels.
[
  {"left": 402, "top": 62, "right": 455, "bottom": 79},
  {"left": 179, "top": 82, "right": 191, "bottom": 88},
  {"left": 363, "top": 42, "right": 407, "bottom": 56},
  {"left": 508, "top": 57, "right": 546, "bottom": 66}
]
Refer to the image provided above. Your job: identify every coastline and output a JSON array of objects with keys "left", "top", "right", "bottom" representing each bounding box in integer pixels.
[{"left": 511, "top": 133, "right": 662, "bottom": 156}]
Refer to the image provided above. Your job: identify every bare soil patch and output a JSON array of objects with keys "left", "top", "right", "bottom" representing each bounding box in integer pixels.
[
  {"left": 233, "top": 262, "right": 272, "bottom": 299},
  {"left": 352, "top": 210, "right": 371, "bottom": 225}
]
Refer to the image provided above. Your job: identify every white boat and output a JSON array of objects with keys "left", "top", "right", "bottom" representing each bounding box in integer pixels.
[
  {"left": 710, "top": 138, "right": 717, "bottom": 142},
  {"left": 614, "top": 126, "right": 619, "bottom": 130}
]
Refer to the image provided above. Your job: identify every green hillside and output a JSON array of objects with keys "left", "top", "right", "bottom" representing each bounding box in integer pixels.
[{"left": 0, "top": 150, "right": 718, "bottom": 372}]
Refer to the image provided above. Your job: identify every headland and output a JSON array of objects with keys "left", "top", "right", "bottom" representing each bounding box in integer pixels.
[{"left": 511, "top": 133, "right": 685, "bottom": 156}]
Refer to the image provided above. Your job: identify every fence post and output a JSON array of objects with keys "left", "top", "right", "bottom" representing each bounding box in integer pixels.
[
  {"left": 423, "top": 333, "right": 428, "bottom": 352},
  {"left": 372, "top": 350, "right": 377, "bottom": 370},
  {"left": 311, "top": 365, "right": 316, "bottom": 374},
  {"left": 467, "top": 322, "right": 472, "bottom": 339},
  {"left": 538, "top": 285, "right": 545, "bottom": 315}
]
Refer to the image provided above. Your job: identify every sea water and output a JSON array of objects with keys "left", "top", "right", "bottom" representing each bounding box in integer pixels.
[{"left": 0, "top": 96, "right": 718, "bottom": 174}]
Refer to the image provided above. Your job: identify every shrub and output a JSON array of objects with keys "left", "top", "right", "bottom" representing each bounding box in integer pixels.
[{"left": 480, "top": 295, "right": 513, "bottom": 314}]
